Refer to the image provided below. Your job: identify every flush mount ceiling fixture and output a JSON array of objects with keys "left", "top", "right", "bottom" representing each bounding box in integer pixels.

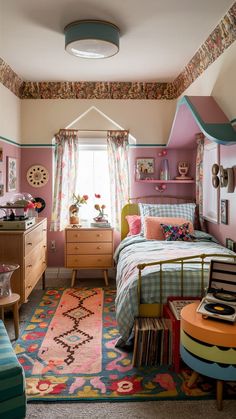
[{"left": 64, "top": 20, "right": 120, "bottom": 59}]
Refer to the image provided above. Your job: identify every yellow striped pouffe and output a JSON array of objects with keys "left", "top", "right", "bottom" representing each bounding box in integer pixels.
[{"left": 180, "top": 302, "right": 236, "bottom": 411}]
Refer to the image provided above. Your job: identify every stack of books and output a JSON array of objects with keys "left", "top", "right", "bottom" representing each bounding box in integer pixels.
[
  {"left": 90, "top": 221, "right": 111, "bottom": 228},
  {"left": 132, "top": 317, "right": 172, "bottom": 367}
]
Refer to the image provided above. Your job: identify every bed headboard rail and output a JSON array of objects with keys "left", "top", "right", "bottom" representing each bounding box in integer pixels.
[{"left": 121, "top": 195, "right": 195, "bottom": 241}]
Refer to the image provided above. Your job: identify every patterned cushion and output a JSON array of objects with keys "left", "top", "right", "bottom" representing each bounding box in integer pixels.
[
  {"left": 138, "top": 203, "right": 196, "bottom": 234},
  {"left": 144, "top": 216, "right": 194, "bottom": 240},
  {"left": 160, "top": 222, "right": 193, "bottom": 241}
]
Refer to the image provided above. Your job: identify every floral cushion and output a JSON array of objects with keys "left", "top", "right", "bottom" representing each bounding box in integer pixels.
[
  {"left": 160, "top": 222, "right": 193, "bottom": 241},
  {"left": 144, "top": 216, "right": 194, "bottom": 240}
]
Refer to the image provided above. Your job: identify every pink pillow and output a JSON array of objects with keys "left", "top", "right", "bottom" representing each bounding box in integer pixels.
[
  {"left": 144, "top": 217, "right": 194, "bottom": 240},
  {"left": 126, "top": 215, "right": 141, "bottom": 236}
]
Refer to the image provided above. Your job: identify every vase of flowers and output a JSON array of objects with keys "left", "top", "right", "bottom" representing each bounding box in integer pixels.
[
  {"left": 69, "top": 193, "right": 88, "bottom": 224},
  {"left": 94, "top": 193, "right": 107, "bottom": 222}
]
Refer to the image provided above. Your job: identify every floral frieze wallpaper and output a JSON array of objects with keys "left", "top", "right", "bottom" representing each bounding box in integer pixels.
[{"left": 0, "top": 3, "right": 235, "bottom": 100}]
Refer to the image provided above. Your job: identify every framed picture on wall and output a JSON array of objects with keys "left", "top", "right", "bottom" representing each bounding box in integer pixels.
[
  {"left": 0, "top": 148, "right": 3, "bottom": 162},
  {"left": 226, "top": 238, "right": 236, "bottom": 252},
  {"left": 220, "top": 199, "right": 228, "bottom": 225},
  {"left": 7, "top": 156, "right": 17, "bottom": 192},
  {"left": 135, "top": 158, "right": 155, "bottom": 180}
]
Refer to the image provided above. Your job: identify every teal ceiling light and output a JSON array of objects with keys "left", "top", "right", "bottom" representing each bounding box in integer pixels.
[{"left": 64, "top": 20, "right": 120, "bottom": 59}]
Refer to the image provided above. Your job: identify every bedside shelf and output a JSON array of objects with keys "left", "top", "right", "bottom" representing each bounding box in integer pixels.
[{"left": 136, "top": 179, "right": 195, "bottom": 184}]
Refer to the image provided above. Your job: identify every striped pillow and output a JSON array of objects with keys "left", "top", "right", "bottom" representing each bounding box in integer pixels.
[{"left": 138, "top": 203, "right": 196, "bottom": 234}]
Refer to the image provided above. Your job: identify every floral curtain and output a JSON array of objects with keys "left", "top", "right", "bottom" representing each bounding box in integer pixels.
[
  {"left": 51, "top": 129, "right": 79, "bottom": 231},
  {"left": 195, "top": 133, "right": 205, "bottom": 229},
  {"left": 107, "top": 130, "right": 130, "bottom": 230}
]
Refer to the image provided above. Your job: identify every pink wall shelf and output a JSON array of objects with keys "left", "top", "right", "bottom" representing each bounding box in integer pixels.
[{"left": 136, "top": 179, "right": 195, "bottom": 184}]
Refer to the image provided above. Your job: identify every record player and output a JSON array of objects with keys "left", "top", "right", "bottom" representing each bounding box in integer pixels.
[
  {"left": 197, "top": 259, "right": 236, "bottom": 322},
  {"left": 0, "top": 205, "right": 35, "bottom": 230}
]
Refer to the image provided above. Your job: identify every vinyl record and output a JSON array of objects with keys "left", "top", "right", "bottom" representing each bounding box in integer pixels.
[
  {"left": 34, "top": 197, "right": 46, "bottom": 213},
  {"left": 205, "top": 302, "right": 235, "bottom": 316},
  {"left": 213, "top": 291, "right": 236, "bottom": 303}
]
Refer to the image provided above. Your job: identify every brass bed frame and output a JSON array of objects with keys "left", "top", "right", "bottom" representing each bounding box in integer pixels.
[{"left": 120, "top": 196, "right": 236, "bottom": 317}]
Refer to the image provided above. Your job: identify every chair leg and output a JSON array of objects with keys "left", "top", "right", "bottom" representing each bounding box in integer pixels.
[
  {"left": 216, "top": 380, "right": 223, "bottom": 411},
  {"left": 13, "top": 301, "right": 19, "bottom": 340}
]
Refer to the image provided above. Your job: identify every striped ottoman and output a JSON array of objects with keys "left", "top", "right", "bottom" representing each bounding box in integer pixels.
[
  {"left": 0, "top": 320, "right": 26, "bottom": 418},
  {"left": 180, "top": 302, "right": 236, "bottom": 411}
]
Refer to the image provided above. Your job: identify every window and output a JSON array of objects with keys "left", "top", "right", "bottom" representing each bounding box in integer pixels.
[{"left": 75, "top": 145, "right": 111, "bottom": 222}]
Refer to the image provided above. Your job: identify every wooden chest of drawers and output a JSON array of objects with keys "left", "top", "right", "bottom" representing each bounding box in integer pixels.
[
  {"left": 65, "top": 227, "right": 114, "bottom": 286},
  {"left": 0, "top": 218, "right": 47, "bottom": 304}
]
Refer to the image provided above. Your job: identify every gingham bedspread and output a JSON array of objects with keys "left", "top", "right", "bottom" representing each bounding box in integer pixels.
[{"left": 114, "top": 235, "right": 235, "bottom": 346}]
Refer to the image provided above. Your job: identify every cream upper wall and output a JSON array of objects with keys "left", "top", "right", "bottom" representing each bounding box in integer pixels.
[
  {"left": 1, "top": 40, "right": 235, "bottom": 146},
  {"left": 0, "top": 83, "right": 21, "bottom": 143},
  {"left": 20, "top": 99, "right": 176, "bottom": 145},
  {"left": 182, "top": 41, "right": 236, "bottom": 121}
]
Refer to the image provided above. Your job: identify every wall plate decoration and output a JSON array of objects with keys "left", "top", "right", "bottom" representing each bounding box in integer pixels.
[
  {"left": 34, "top": 197, "right": 46, "bottom": 213},
  {"left": 27, "top": 165, "right": 49, "bottom": 188}
]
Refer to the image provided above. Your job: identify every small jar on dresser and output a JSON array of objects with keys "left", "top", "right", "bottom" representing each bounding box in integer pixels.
[{"left": 65, "top": 226, "right": 114, "bottom": 287}]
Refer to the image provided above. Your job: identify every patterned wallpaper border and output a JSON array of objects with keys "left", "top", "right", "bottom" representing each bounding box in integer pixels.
[{"left": 0, "top": 3, "right": 235, "bottom": 100}]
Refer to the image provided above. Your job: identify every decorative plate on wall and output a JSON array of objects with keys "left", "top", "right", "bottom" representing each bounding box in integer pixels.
[
  {"left": 34, "top": 197, "right": 46, "bottom": 213},
  {"left": 26, "top": 165, "right": 49, "bottom": 188}
]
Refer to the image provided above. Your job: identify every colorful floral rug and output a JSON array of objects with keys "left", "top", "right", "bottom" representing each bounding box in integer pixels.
[{"left": 15, "top": 288, "right": 236, "bottom": 402}]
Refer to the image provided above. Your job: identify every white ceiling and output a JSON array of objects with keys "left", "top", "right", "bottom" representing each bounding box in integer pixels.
[{"left": 0, "top": 0, "right": 234, "bottom": 83}]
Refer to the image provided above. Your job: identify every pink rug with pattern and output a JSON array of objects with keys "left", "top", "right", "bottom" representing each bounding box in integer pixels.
[{"left": 31, "top": 288, "right": 103, "bottom": 375}]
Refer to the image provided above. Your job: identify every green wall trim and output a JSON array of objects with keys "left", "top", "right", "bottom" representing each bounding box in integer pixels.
[
  {"left": 20, "top": 144, "right": 54, "bottom": 148},
  {"left": 0, "top": 135, "right": 21, "bottom": 146},
  {"left": 0, "top": 136, "right": 54, "bottom": 148},
  {"left": 129, "top": 144, "right": 166, "bottom": 148}
]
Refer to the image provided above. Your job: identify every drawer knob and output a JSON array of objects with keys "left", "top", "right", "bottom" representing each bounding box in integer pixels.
[
  {"left": 97, "top": 234, "right": 101, "bottom": 237},
  {"left": 97, "top": 258, "right": 101, "bottom": 262},
  {"left": 27, "top": 264, "right": 32, "bottom": 268},
  {"left": 97, "top": 246, "right": 101, "bottom": 250},
  {"left": 27, "top": 242, "right": 33, "bottom": 246}
]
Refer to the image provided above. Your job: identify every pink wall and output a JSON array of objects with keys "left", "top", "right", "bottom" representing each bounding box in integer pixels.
[
  {"left": 20, "top": 147, "right": 65, "bottom": 267},
  {"left": 1, "top": 139, "right": 235, "bottom": 266},
  {"left": 207, "top": 144, "right": 236, "bottom": 245}
]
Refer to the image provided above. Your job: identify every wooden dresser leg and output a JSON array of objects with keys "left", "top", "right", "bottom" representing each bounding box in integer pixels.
[
  {"left": 104, "top": 269, "right": 109, "bottom": 286},
  {"left": 13, "top": 301, "right": 19, "bottom": 340},
  {"left": 216, "top": 380, "right": 223, "bottom": 411},
  {"left": 187, "top": 370, "right": 199, "bottom": 388},
  {"left": 71, "top": 270, "right": 77, "bottom": 288}
]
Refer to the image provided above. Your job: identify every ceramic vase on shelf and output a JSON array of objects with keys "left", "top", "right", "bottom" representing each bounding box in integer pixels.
[
  {"left": 0, "top": 264, "right": 19, "bottom": 298},
  {"left": 69, "top": 204, "right": 80, "bottom": 225},
  {"left": 160, "top": 159, "right": 170, "bottom": 180}
]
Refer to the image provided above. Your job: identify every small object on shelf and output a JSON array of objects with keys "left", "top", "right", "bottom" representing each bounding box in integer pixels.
[
  {"left": 176, "top": 161, "right": 192, "bottom": 180},
  {"left": 135, "top": 158, "right": 155, "bottom": 180},
  {"left": 155, "top": 184, "right": 167, "bottom": 193},
  {"left": 160, "top": 159, "right": 170, "bottom": 180}
]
